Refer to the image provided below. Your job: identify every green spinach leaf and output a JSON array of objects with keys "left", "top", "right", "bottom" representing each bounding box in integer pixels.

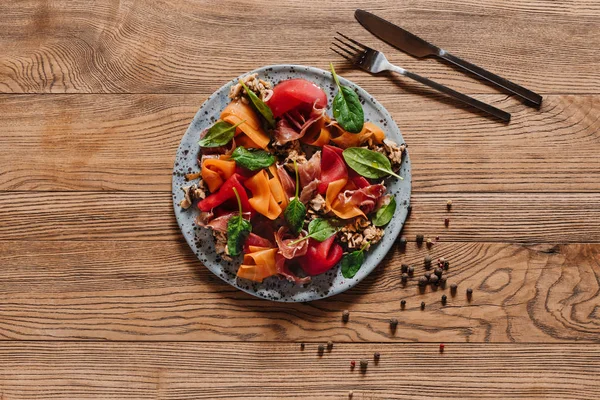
[
  {"left": 342, "top": 147, "right": 402, "bottom": 179},
  {"left": 283, "top": 160, "right": 306, "bottom": 234},
  {"left": 239, "top": 80, "right": 276, "bottom": 129},
  {"left": 372, "top": 196, "right": 396, "bottom": 227},
  {"left": 340, "top": 243, "right": 369, "bottom": 279},
  {"left": 230, "top": 146, "right": 275, "bottom": 171},
  {"left": 330, "top": 62, "right": 364, "bottom": 133},
  {"left": 199, "top": 120, "right": 245, "bottom": 148},
  {"left": 288, "top": 218, "right": 337, "bottom": 245},
  {"left": 226, "top": 187, "right": 252, "bottom": 257}
]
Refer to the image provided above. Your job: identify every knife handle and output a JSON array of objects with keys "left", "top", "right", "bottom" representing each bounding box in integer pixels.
[
  {"left": 397, "top": 68, "right": 511, "bottom": 122},
  {"left": 438, "top": 51, "right": 542, "bottom": 108}
]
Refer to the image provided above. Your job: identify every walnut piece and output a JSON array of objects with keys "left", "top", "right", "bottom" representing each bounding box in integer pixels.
[{"left": 228, "top": 73, "right": 273, "bottom": 101}]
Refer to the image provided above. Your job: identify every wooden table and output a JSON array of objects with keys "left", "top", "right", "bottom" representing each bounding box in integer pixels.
[{"left": 1, "top": 1, "right": 599, "bottom": 398}]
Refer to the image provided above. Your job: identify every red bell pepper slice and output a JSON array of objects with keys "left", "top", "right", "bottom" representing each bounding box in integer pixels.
[
  {"left": 298, "top": 236, "right": 343, "bottom": 276},
  {"left": 318, "top": 145, "right": 348, "bottom": 194},
  {"left": 197, "top": 173, "right": 251, "bottom": 212}
]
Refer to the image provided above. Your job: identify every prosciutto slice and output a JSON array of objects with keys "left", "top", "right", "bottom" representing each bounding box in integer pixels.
[
  {"left": 298, "top": 151, "right": 321, "bottom": 188},
  {"left": 299, "top": 180, "right": 320, "bottom": 205},
  {"left": 276, "top": 254, "right": 311, "bottom": 285},
  {"left": 274, "top": 227, "right": 308, "bottom": 259},
  {"left": 337, "top": 184, "right": 386, "bottom": 215},
  {"left": 198, "top": 212, "right": 251, "bottom": 233},
  {"left": 276, "top": 164, "right": 296, "bottom": 199},
  {"left": 273, "top": 105, "right": 326, "bottom": 145}
]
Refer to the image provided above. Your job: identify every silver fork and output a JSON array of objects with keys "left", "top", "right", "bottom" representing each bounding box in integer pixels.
[{"left": 331, "top": 32, "right": 511, "bottom": 122}]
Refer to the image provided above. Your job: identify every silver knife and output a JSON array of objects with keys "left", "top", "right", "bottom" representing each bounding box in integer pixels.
[{"left": 355, "top": 9, "right": 542, "bottom": 107}]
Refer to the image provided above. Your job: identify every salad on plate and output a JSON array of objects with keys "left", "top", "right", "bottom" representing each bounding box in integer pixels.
[{"left": 178, "top": 64, "right": 406, "bottom": 285}]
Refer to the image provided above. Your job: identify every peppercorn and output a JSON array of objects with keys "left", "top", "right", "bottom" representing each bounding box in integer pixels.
[
  {"left": 439, "top": 276, "right": 447, "bottom": 288},
  {"left": 350, "top": 360, "right": 356, "bottom": 368},
  {"left": 421, "top": 301, "right": 426, "bottom": 310},
  {"left": 429, "top": 274, "right": 439, "bottom": 285},
  {"left": 434, "top": 267, "right": 443, "bottom": 278},
  {"left": 327, "top": 341, "right": 333, "bottom": 350},
  {"left": 444, "top": 218, "right": 450, "bottom": 227},
  {"left": 447, "top": 199, "right": 452, "bottom": 210},
  {"left": 342, "top": 309, "right": 350, "bottom": 322},
  {"left": 424, "top": 272, "right": 431, "bottom": 280},
  {"left": 441, "top": 294, "right": 447, "bottom": 305},
  {"left": 426, "top": 238, "right": 433, "bottom": 247},
  {"left": 389, "top": 318, "right": 398, "bottom": 329},
  {"left": 398, "top": 236, "right": 407, "bottom": 250},
  {"left": 439, "top": 343, "right": 445, "bottom": 353},
  {"left": 400, "top": 299, "right": 406, "bottom": 309},
  {"left": 401, "top": 272, "right": 408, "bottom": 283},
  {"left": 349, "top": 390, "right": 354, "bottom": 399},
  {"left": 374, "top": 352, "right": 380, "bottom": 361},
  {"left": 360, "top": 359, "right": 368, "bottom": 368},
  {"left": 407, "top": 266, "right": 414, "bottom": 276},
  {"left": 418, "top": 276, "right": 428, "bottom": 287},
  {"left": 466, "top": 288, "right": 473, "bottom": 299},
  {"left": 443, "top": 260, "right": 450, "bottom": 270},
  {"left": 424, "top": 255, "right": 432, "bottom": 269},
  {"left": 450, "top": 283, "right": 458, "bottom": 295},
  {"left": 416, "top": 234, "right": 424, "bottom": 245},
  {"left": 401, "top": 264, "right": 408, "bottom": 273},
  {"left": 318, "top": 344, "right": 325, "bottom": 353},
  {"left": 300, "top": 343, "right": 305, "bottom": 350}
]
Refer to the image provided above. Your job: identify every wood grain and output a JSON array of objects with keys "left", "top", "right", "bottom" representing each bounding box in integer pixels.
[
  {"left": 0, "top": 0, "right": 599, "bottom": 94},
  {"left": 1, "top": 191, "right": 599, "bottom": 242},
  {"left": 1, "top": 240, "right": 598, "bottom": 342},
  {"left": 1, "top": 94, "right": 599, "bottom": 192},
  {"left": 0, "top": 342, "right": 599, "bottom": 399}
]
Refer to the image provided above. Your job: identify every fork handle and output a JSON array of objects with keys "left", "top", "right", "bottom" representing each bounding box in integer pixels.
[
  {"left": 439, "top": 51, "right": 542, "bottom": 108},
  {"left": 390, "top": 66, "right": 511, "bottom": 122}
]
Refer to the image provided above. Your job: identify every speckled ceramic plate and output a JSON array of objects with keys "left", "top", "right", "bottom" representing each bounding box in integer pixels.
[{"left": 173, "top": 65, "right": 411, "bottom": 302}]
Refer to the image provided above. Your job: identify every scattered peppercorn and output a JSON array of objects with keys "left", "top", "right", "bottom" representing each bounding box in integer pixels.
[
  {"left": 407, "top": 266, "right": 414, "bottom": 276},
  {"left": 418, "top": 276, "right": 428, "bottom": 287},
  {"left": 426, "top": 238, "right": 433, "bottom": 247},
  {"left": 374, "top": 352, "right": 380, "bottom": 361},
  {"left": 429, "top": 274, "right": 439, "bottom": 285},
  {"left": 349, "top": 390, "right": 354, "bottom": 399},
  {"left": 439, "top": 276, "right": 447, "bottom": 288},
  {"left": 434, "top": 267, "right": 443, "bottom": 278},
  {"left": 401, "top": 264, "right": 408, "bottom": 273},
  {"left": 300, "top": 343, "right": 305, "bottom": 350},
  {"left": 389, "top": 318, "right": 398, "bottom": 329},
  {"left": 424, "top": 272, "right": 431, "bottom": 280},
  {"left": 467, "top": 288, "right": 473, "bottom": 300},
  {"left": 401, "top": 272, "right": 408, "bottom": 283},
  {"left": 444, "top": 218, "right": 450, "bottom": 227},
  {"left": 443, "top": 260, "right": 450, "bottom": 270},
  {"left": 441, "top": 294, "right": 447, "bottom": 305},
  {"left": 401, "top": 299, "right": 406, "bottom": 309},
  {"left": 398, "top": 236, "right": 407, "bottom": 250},
  {"left": 446, "top": 199, "right": 452, "bottom": 210},
  {"left": 318, "top": 344, "right": 325, "bottom": 353},
  {"left": 327, "top": 341, "right": 333, "bottom": 350},
  {"left": 421, "top": 301, "right": 426, "bottom": 310},
  {"left": 342, "top": 310, "right": 350, "bottom": 322},
  {"left": 416, "top": 234, "right": 424, "bottom": 245},
  {"left": 424, "top": 255, "right": 432, "bottom": 269},
  {"left": 360, "top": 359, "right": 368, "bottom": 368},
  {"left": 450, "top": 283, "right": 458, "bottom": 295},
  {"left": 439, "top": 343, "right": 445, "bottom": 353},
  {"left": 435, "top": 236, "right": 440, "bottom": 241},
  {"left": 350, "top": 360, "right": 356, "bottom": 368}
]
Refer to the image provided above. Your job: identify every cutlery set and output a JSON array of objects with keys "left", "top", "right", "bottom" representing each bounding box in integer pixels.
[{"left": 331, "top": 9, "right": 542, "bottom": 122}]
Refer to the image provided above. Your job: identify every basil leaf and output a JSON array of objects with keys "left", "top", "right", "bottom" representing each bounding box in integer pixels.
[
  {"left": 342, "top": 147, "right": 402, "bottom": 179},
  {"left": 307, "top": 218, "right": 337, "bottom": 242},
  {"left": 239, "top": 80, "right": 276, "bottom": 129},
  {"left": 372, "top": 196, "right": 396, "bottom": 227},
  {"left": 330, "top": 63, "right": 364, "bottom": 133},
  {"left": 341, "top": 249, "right": 365, "bottom": 279},
  {"left": 230, "top": 146, "right": 275, "bottom": 171},
  {"left": 284, "top": 198, "right": 306, "bottom": 234},
  {"left": 199, "top": 120, "right": 245, "bottom": 148},
  {"left": 226, "top": 215, "right": 251, "bottom": 257}
]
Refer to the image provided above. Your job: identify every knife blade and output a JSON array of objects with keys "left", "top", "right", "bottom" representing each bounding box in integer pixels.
[{"left": 354, "top": 9, "right": 543, "bottom": 107}]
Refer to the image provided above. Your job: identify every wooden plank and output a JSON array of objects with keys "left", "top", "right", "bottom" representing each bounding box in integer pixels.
[
  {"left": 1, "top": 192, "right": 599, "bottom": 242},
  {"left": 1, "top": 240, "right": 598, "bottom": 342},
  {"left": 0, "top": 342, "right": 598, "bottom": 399},
  {"left": 0, "top": 0, "right": 599, "bottom": 94},
  {"left": 1, "top": 94, "right": 599, "bottom": 192}
]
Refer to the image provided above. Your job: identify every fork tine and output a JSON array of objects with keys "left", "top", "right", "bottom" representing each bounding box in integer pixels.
[
  {"left": 330, "top": 47, "right": 353, "bottom": 62},
  {"left": 336, "top": 31, "right": 369, "bottom": 50},
  {"left": 333, "top": 36, "right": 362, "bottom": 55},
  {"left": 331, "top": 42, "right": 356, "bottom": 58}
]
